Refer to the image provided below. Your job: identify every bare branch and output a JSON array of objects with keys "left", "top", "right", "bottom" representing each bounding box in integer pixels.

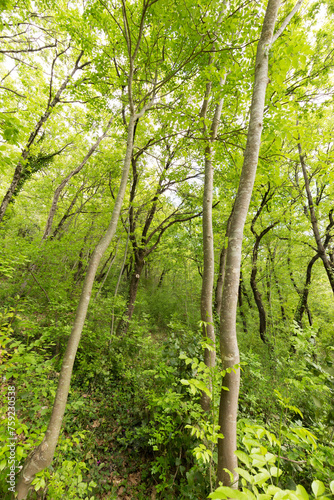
[
  {"left": 0, "top": 43, "right": 57, "bottom": 54},
  {"left": 0, "top": 85, "right": 26, "bottom": 98}
]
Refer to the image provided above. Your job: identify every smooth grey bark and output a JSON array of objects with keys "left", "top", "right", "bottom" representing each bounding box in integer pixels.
[
  {"left": 0, "top": 51, "right": 85, "bottom": 224},
  {"left": 216, "top": 0, "right": 281, "bottom": 487},
  {"left": 16, "top": 2, "right": 156, "bottom": 484},
  {"left": 200, "top": 82, "right": 224, "bottom": 411},
  {"left": 15, "top": 113, "right": 137, "bottom": 499}
]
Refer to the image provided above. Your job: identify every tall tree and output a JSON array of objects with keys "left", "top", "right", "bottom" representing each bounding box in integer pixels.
[
  {"left": 199, "top": 75, "right": 225, "bottom": 411},
  {"left": 15, "top": 0, "right": 221, "bottom": 495},
  {"left": 216, "top": 0, "right": 303, "bottom": 486}
]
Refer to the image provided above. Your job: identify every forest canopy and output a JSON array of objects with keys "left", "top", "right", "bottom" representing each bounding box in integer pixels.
[{"left": 0, "top": 0, "right": 334, "bottom": 499}]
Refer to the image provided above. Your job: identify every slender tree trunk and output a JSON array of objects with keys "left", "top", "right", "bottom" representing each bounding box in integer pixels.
[
  {"left": 96, "top": 243, "right": 119, "bottom": 283},
  {"left": 110, "top": 231, "right": 130, "bottom": 337},
  {"left": 299, "top": 143, "right": 334, "bottom": 292},
  {"left": 250, "top": 243, "right": 267, "bottom": 343},
  {"left": 73, "top": 227, "right": 93, "bottom": 284},
  {"left": 294, "top": 253, "right": 319, "bottom": 327},
  {"left": 200, "top": 74, "right": 225, "bottom": 410},
  {"left": 240, "top": 270, "right": 252, "bottom": 308},
  {"left": 288, "top": 252, "right": 313, "bottom": 325},
  {"left": 157, "top": 269, "right": 167, "bottom": 288},
  {"left": 216, "top": 0, "right": 281, "bottom": 487},
  {"left": 274, "top": 269, "right": 287, "bottom": 322},
  {"left": 16, "top": 113, "right": 136, "bottom": 499},
  {"left": 250, "top": 224, "right": 277, "bottom": 343},
  {"left": 94, "top": 239, "right": 120, "bottom": 303},
  {"left": 116, "top": 251, "right": 145, "bottom": 335},
  {"left": 215, "top": 211, "right": 233, "bottom": 317},
  {"left": 238, "top": 279, "right": 248, "bottom": 334},
  {"left": 201, "top": 142, "right": 217, "bottom": 411},
  {"left": 51, "top": 185, "right": 84, "bottom": 239}
]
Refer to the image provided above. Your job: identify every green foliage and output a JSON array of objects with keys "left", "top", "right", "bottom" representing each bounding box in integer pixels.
[
  {"left": 209, "top": 418, "right": 333, "bottom": 500},
  {"left": 1, "top": 0, "right": 334, "bottom": 497},
  {"left": 32, "top": 454, "right": 96, "bottom": 499}
]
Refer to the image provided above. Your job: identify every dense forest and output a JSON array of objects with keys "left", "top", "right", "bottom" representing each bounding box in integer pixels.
[{"left": 1, "top": 0, "right": 334, "bottom": 498}]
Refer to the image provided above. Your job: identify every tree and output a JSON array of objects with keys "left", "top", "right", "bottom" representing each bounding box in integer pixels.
[
  {"left": 216, "top": 0, "right": 303, "bottom": 487},
  {"left": 116, "top": 132, "right": 201, "bottom": 334},
  {"left": 15, "top": 0, "right": 223, "bottom": 495},
  {"left": 16, "top": 0, "right": 156, "bottom": 494}
]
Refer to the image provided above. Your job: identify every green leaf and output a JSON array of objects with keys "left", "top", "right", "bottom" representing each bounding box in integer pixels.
[
  {"left": 312, "top": 480, "right": 325, "bottom": 498},
  {"left": 251, "top": 453, "right": 267, "bottom": 468},
  {"left": 270, "top": 467, "right": 282, "bottom": 478},
  {"left": 296, "top": 485, "right": 309, "bottom": 500},
  {"left": 235, "top": 450, "right": 250, "bottom": 468},
  {"left": 329, "top": 481, "right": 334, "bottom": 495},
  {"left": 209, "top": 487, "right": 249, "bottom": 500},
  {"left": 267, "top": 486, "right": 281, "bottom": 496},
  {"left": 253, "top": 470, "right": 271, "bottom": 486},
  {"left": 235, "top": 467, "right": 253, "bottom": 484},
  {"left": 208, "top": 491, "right": 228, "bottom": 499},
  {"left": 273, "top": 491, "right": 299, "bottom": 500}
]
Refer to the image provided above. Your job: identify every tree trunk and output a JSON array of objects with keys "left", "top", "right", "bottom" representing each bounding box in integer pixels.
[
  {"left": 157, "top": 269, "right": 167, "bottom": 288},
  {"left": 96, "top": 244, "right": 118, "bottom": 283},
  {"left": 116, "top": 251, "right": 145, "bottom": 335},
  {"left": 288, "top": 252, "right": 313, "bottom": 325},
  {"left": 299, "top": 143, "right": 334, "bottom": 292},
  {"left": 270, "top": 250, "right": 287, "bottom": 323},
  {"left": 16, "top": 113, "right": 136, "bottom": 500},
  {"left": 216, "top": 0, "right": 280, "bottom": 487},
  {"left": 200, "top": 75, "right": 225, "bottom": 410},
  {"left": 201, "top": 142, "right": 217, "bottom": 412},
  {"left": 294, "top": 253, "right": 319, "bottom": 327},
  {"left": 240, "top": 270, "right": 252, "bottom": 308},
  {"left": 238, "top": 279, "right": 248, "bottom": 334},
  {"left": 250, "top": 245, "right": 267, "bottom": 343},
  {"left": 250, "top": 224, "right": 277, "bottom": 343},
  {"left": 215, "top": 211, "right": 233, "bottom": 317}
]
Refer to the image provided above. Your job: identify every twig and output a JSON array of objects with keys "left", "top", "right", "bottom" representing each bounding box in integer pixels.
[
  {"left": 29, "top": 270, "right": 50, "bottom": 302},
  {"left": 274, "top": 454, "right": 307, "bottom": 464}
]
